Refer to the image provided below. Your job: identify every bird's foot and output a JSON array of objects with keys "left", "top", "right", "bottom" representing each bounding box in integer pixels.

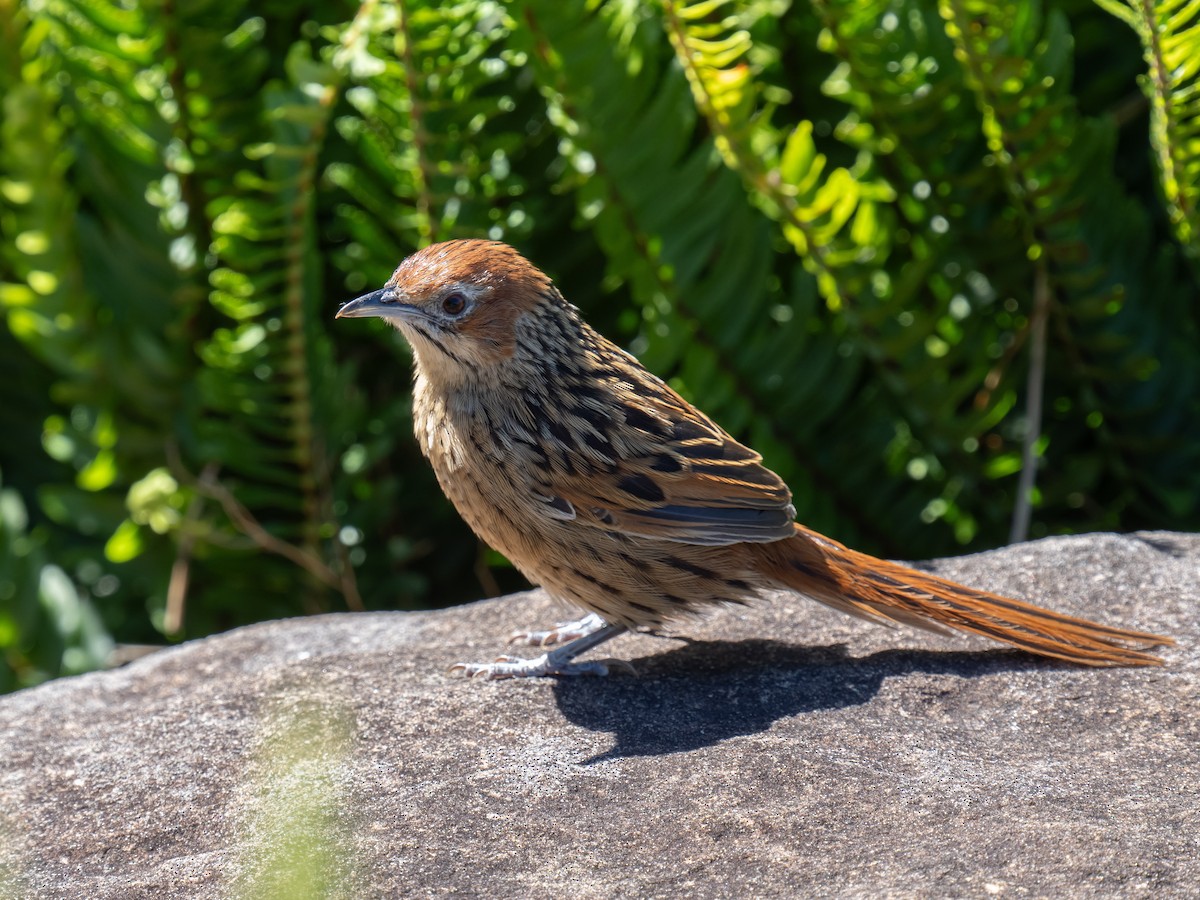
[
  {"left": 449, "top": 652, "right": 615, "bottom": 680},
  {"left": 507, "top": 612, "right": 608, "bottom": 648},
  {"left": 450, "top": 622, "right": 631, "bottom": 680}
]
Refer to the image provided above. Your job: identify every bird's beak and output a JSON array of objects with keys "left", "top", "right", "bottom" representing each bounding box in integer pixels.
[{"left": 335, "top": 287, "right": 424, "bottom": 322}]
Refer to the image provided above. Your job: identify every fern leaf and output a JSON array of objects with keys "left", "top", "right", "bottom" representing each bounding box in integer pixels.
[
  {"left": 1097, "top": 0, "right": 1200, "bottom": 263},
  {"left": 661, "top": 0, "right": 891, "bottom": 313}
]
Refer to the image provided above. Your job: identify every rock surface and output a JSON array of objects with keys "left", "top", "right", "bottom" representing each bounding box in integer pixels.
[{"left": 0, "top": 532, "right": 1196, "bottom": 898}]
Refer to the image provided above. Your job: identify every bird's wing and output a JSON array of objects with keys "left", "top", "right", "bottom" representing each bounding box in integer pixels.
[{"left": 516, "top": 366, "right": 797, "bottom": 547}]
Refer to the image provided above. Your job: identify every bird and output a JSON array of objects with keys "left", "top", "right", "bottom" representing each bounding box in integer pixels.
[{"left": 336, "top": 239, "right": 1173, "bottom": 679}]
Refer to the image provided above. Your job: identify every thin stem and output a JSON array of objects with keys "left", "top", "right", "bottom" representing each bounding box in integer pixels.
[
  {"left": 194, "top": 467, "right": 347, "bottom": 594},
  {"left": 1010, "top": 263, "right": 1049, "bottom": 543},
  {"left": 473, "top": 544, "right": 502, "bottom": 598},
  {"left": 166, "top": 445, "right": 347, "bottom": 596},
  {"left": 163, "top": 466, "right": 214, "bottom": 635}
]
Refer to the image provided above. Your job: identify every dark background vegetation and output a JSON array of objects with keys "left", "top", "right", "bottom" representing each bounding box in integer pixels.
[{"left": 1, "top": 0, "right": 1197, "bottom": 691}]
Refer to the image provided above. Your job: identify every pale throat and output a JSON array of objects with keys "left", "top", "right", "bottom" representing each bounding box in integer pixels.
[{"left": 393, "top": 322, "right": 472, "bottom": 391}]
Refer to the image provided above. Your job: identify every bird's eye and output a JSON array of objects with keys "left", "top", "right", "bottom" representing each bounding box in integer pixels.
[{"left": 441, "top": 293, "right": 468, "bottom": 317}]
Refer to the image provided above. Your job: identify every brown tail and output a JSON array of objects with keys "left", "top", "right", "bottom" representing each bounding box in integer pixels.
[{"left": 755, "top": 525, "right": 1173, "bottom": 666}]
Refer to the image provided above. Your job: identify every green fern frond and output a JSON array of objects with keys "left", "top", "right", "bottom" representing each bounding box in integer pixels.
[
  {"left": 328, "top": 0, "right": 525, "bottom": 273},
  {"left": 661, "top": 0, "right": 890, "bottom": 313},
  {"left": 941, "top": 1, "right": 1082, "bottom": 253},
  {"left": 199, "top": 8, "right": 395, "bottom": 612},
  {"left": 0, "top": 6, "right": 80, "bottom": 363},
  {"left": 1096, "top": 0, "right": 1200, "bottom": 262},
  {"left": 661, "top": 3, "right": 1003, "bottom": 532},
  {"left": 942, "top": 0, "right": 1200, "bottom": 531}
]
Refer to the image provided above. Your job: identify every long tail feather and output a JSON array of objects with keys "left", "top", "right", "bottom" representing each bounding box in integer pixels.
[{"left": 757, "top": 526, "right": 1173, "bottom": 666}]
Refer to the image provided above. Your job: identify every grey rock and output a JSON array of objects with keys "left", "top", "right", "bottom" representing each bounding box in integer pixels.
[{"left": 0, "top": 532, "right": 1196, "bottom": 899}]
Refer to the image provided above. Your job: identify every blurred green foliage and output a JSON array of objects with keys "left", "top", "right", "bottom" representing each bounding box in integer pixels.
[{"left": 0, "top": 0, "right": 1197, "bottom": 692}]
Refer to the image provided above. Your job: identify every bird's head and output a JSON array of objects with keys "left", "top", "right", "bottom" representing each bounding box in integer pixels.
[{"left": 336, "top": 239, "right": 562, "bottom": 384}]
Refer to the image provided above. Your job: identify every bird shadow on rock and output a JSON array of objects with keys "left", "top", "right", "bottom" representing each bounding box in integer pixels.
[
  {"left": 552, "top": 638, "right": 1044, "bottom": 764},
  {"left": 1130, "top": 533, "right": 1191, "bottom": 557}
]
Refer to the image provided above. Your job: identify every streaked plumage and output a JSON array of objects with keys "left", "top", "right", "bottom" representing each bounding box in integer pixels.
[{"left": 337, "top": 240, "right": 1172, "bottom": 678}]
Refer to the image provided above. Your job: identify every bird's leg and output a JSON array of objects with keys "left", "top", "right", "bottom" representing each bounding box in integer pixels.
[
  {"left": 450, "top": 623, "right": 628, "bottom": 680},
  {"left": 507, "top": 611, "right": 608, "bottom": 648}
]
